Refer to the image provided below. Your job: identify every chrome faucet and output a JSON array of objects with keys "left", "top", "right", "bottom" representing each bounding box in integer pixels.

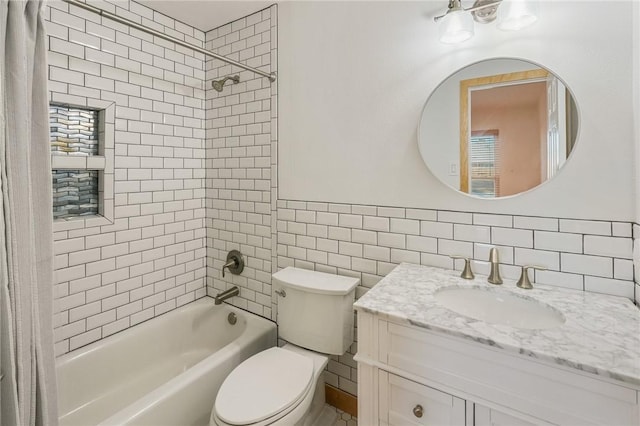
[
  {"left": 487, "top": 248, "right": 503, "bottom": 285},
  {"left": 215, "top": 286, "right": 239, "bottom": 305}
]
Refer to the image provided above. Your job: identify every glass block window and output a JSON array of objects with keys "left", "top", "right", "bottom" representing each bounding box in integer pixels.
[
  {"left": 52, "top": 170, "right": 99, "bottom": 220},
  {"left": 50, "top": 104, "right": 99, "bottom": 156}
]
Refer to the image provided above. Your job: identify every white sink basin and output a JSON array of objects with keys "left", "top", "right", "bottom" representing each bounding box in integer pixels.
[{"left": 434, "top": 286, "right": 565, "bottom": 330}]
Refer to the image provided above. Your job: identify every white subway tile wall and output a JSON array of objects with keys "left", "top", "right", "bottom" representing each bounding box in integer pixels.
[
  {"left": 205, "top": 6, "right": 277, "bottom": 319},
  {"left": 277, "top": 200, "right": 637, "bottom": 396},
  {"left": 46, "top": 0, "right": 207, "bottom": 356},
  {"left": 278, "top": 201, "right": 635, "bottom": 296}
]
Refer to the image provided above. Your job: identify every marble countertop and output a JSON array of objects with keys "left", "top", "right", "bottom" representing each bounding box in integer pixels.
[{"left": 354, "top": 263, "right": 640, "bottom": 387}]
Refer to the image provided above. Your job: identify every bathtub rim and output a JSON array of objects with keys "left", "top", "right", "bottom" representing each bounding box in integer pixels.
[{"left": 56, "top": 296, "right": 276, "bottom": 367}]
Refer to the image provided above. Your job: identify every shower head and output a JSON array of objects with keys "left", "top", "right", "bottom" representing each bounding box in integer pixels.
[
  {"left": 212, "top": 75, "right": 240, "bottom": 92},
  {"left": 212, "top": 80, "right": 224, "bottom": 92}
]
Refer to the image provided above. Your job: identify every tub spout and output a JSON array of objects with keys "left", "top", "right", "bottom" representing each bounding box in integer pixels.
[{"left": 215, "top": 286, "right": 239, "bottom": 305}]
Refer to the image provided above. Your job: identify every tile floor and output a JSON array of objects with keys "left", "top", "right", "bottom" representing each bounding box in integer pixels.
[{"left": 331, "top": 406, "right": 357, "bottom": 426}]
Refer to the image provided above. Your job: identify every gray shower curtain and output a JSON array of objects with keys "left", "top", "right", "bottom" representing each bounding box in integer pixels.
[{"left": 0, "top": 0, "right": 59, "bottom": 425}]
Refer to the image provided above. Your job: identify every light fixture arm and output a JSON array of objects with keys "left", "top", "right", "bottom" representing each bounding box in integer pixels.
[{"left": 434, "top": 0, "right": 503, "bottom": 22}]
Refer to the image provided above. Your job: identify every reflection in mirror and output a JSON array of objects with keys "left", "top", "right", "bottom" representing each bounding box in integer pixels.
[{"left": 419, "top": 59, "right": 579, "bottom": 198}]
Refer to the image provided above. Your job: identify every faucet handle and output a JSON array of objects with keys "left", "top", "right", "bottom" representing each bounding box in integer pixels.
[
  {"left": 222, "top": 250, "right": 244, "bottom": 278},
  {"left": 517, "top": 265, "right": 547, "bottom": 289},
  {"left": 449, "top": 255, "right": 474, "bottom": 280},
  {"left": 222, "top": 259, "right": 236, "bottom": 278}
]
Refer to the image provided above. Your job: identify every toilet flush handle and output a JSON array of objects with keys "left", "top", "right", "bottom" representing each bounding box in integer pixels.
[{"left": 275, "top": 289, "right": 286, "bottom": 298}]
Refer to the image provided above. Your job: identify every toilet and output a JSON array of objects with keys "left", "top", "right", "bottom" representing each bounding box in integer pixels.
[{"left": 210, "top": 267, "right": 359, "bottom": 426}]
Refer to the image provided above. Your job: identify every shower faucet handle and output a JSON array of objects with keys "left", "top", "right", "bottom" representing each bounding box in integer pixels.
[
  {"left": 222, "top": 250, "right": 244, "bottom": 278},
  {"left": 449, "top": 255, "right": 474, "bottom": 280}
]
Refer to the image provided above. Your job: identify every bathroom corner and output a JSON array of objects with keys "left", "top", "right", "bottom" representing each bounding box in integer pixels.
[{"left": 2, "top": 0, "right": 638, "bottom": 425}]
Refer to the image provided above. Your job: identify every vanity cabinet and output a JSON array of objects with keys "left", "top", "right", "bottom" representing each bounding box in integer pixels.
[
  {"left": 356, "top": 312, "right": 640, "bottom": 426},
  {"left": 378, "top": 371, "right": 466, "bottom": 425},
  {"left": 473, "top": 405, "right": 537, "bottom": 426}
]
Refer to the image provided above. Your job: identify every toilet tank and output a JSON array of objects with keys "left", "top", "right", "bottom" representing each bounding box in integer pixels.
[{"left": 273, "top": 267, "right": 359, "bottom": 355}]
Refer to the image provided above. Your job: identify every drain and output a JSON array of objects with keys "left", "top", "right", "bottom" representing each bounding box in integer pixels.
[{"left": 227, "top": 312, "right": 237, "bottom": 325}]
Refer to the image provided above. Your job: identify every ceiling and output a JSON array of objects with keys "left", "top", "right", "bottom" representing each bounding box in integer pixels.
[{"left": 138, "top": 0, "right": 274, "bottom": 32}]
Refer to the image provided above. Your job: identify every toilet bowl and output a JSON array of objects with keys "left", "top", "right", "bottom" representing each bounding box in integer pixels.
[
  {"left": 210, "top": 345, "right": 328, "bottom": 426},
  {"left": 209, "top": 267, "right": 360, "bottom": 426}
]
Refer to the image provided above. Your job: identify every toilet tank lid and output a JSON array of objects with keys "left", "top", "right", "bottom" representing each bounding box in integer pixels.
[{"left": 273, "top": 267, "right": 360, "bottom": 295}]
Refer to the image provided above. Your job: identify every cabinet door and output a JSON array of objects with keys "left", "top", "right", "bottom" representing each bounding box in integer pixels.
[
  {"left": 474, "top": 404, "right": 543, "bottom": 426},
  {"left": 379, "top": 371, "right": 467, "bottom": 426}
]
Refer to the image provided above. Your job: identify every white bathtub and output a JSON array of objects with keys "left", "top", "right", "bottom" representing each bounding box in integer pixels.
[{"left": 56, "top": 298, "right": 277, "bottom": 426}]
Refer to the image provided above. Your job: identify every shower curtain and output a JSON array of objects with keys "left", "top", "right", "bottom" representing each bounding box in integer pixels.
[{"left": 0, "top": 0, "right": 59, "bottom": 425}]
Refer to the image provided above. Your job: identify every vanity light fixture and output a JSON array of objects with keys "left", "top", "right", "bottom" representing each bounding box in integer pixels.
[
  {"left": 496, "top": 0, "right": 539, "bottom": 31},
  {"left": 436, "top": 0, "right": 475, "bottom": 44},
  {"left": 434, "top": 0, "right": 538, "bottom": 44}
]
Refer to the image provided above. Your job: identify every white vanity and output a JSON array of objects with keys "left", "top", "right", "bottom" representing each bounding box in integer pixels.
[{"left": 354, "top": 263, "right": 640, "bottom": 425}]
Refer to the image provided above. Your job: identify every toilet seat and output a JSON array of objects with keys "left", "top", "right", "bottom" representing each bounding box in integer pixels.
[{"left": 214, "top": 347, "right": 314, "bottom": 426}]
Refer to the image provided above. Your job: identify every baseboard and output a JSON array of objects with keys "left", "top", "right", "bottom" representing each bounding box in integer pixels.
[{"left": 325, "top": 384, "right": 357, "bottom": 418}]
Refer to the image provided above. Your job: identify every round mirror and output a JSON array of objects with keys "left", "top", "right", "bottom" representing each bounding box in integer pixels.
[{"left": 419, "top": 58, "right": 579, "bottom": 198}]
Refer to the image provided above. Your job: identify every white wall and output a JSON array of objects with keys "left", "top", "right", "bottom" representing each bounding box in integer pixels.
[
  {"left": 635, "top": 0, "right": 640, "bottom": 224},
  {"left": 204, "top": 6, "right": 277, "bottom": 319},
  {"left": 47, "top": 0, "right": 207, "bottom": 355},
  {"left": 278, "top": 1, "right": 635, "bottom": 221},
  {"left": 633, "top": 0, "right": 640, "bottom": 304},
  {"left": 47, "top": 0, "right": 278, "bottom": 357}
]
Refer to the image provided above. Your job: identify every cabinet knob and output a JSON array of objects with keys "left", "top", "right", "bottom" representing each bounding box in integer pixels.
[{"left": 413, "top": 404, "right": 424, "bottom": 418}]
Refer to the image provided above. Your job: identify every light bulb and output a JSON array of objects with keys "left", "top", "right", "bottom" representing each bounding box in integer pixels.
[
  {"left": 497, "top": 0, "right": 538, "bottom": 31},
  {"left": 439, "top": 9, "right": 475, "bottom": 44}
]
